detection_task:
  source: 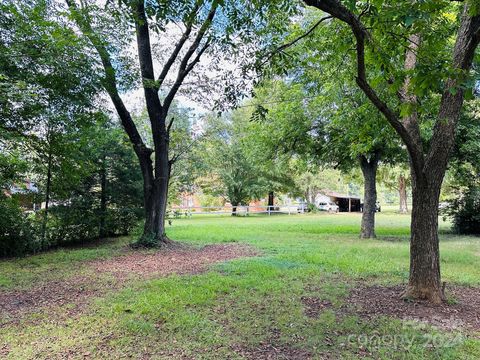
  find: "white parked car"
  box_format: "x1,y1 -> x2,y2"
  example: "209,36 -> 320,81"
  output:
317,201 -> 339,213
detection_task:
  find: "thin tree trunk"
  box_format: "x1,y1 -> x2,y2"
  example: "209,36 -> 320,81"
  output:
41,149 -> 53,244
402,173 -> 444,304
268,191 -> 274,211
398,174 -> 408,213
359,153 -> 379,239
99,157 -> 107,238
231,202 -> 238,216
308,187 -> 315,204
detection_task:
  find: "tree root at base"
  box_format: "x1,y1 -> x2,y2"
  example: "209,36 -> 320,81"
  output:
131,234 -> 183,250
400,283 -> 446,305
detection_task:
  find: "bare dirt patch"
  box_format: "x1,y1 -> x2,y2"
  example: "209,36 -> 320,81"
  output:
0,243 -> 257,327
344,284 -> 480,332
233,328 -> 312,360
92,243 -> 257,278
301,296 -> 332,318
0,276 -> 109,326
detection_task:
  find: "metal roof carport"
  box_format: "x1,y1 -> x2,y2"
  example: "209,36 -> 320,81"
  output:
323,191 -> 361,212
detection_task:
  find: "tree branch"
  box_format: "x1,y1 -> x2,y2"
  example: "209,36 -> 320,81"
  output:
156,2 -> 201,87
163,1 -> 218,111
134,0 -> 164,139
398,33 -> 424,169
65,0 -> 151,159
425,4 -> 480,179
185,40 -> 211,75
303,0 -> 425,174
167,117 -> 174,135
134,1 -> 156,87
170,134 -> 204,165
262,15 -> 333,66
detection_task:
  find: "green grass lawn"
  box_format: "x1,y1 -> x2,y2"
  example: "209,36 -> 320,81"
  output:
1,212 -> 479,359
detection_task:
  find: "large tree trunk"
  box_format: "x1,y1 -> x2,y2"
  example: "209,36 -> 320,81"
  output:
154,127 -> 170,241
134,2 -> 172,246
305,189 -> 312,205
402,172 -> 444,304
142,180 -> 167,241
398,174 -> 408,213
140,135 -> 171,245
359,153 -> 379,239
400,33 -> 444,303
307,185 -> 316,204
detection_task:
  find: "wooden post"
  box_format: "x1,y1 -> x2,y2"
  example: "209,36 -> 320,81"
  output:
349,198 -> 352,212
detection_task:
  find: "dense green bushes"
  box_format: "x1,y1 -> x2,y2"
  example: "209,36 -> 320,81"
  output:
0,185 -> 144,258
0,125 -> 144,257
444,103 -> 480,236
445,186 -> 480,235
46,205 -> 100,246
0,197 -> 38,257
45,206 -> 142,247
105,207 -> 143,236
0,195 -> 143,257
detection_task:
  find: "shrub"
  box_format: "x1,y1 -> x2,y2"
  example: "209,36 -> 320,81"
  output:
444,186 -> 480,235
45,204 -> 99,246
105,207 -> 143,236
0,197 -> 39,257
43,201 -> 143,246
